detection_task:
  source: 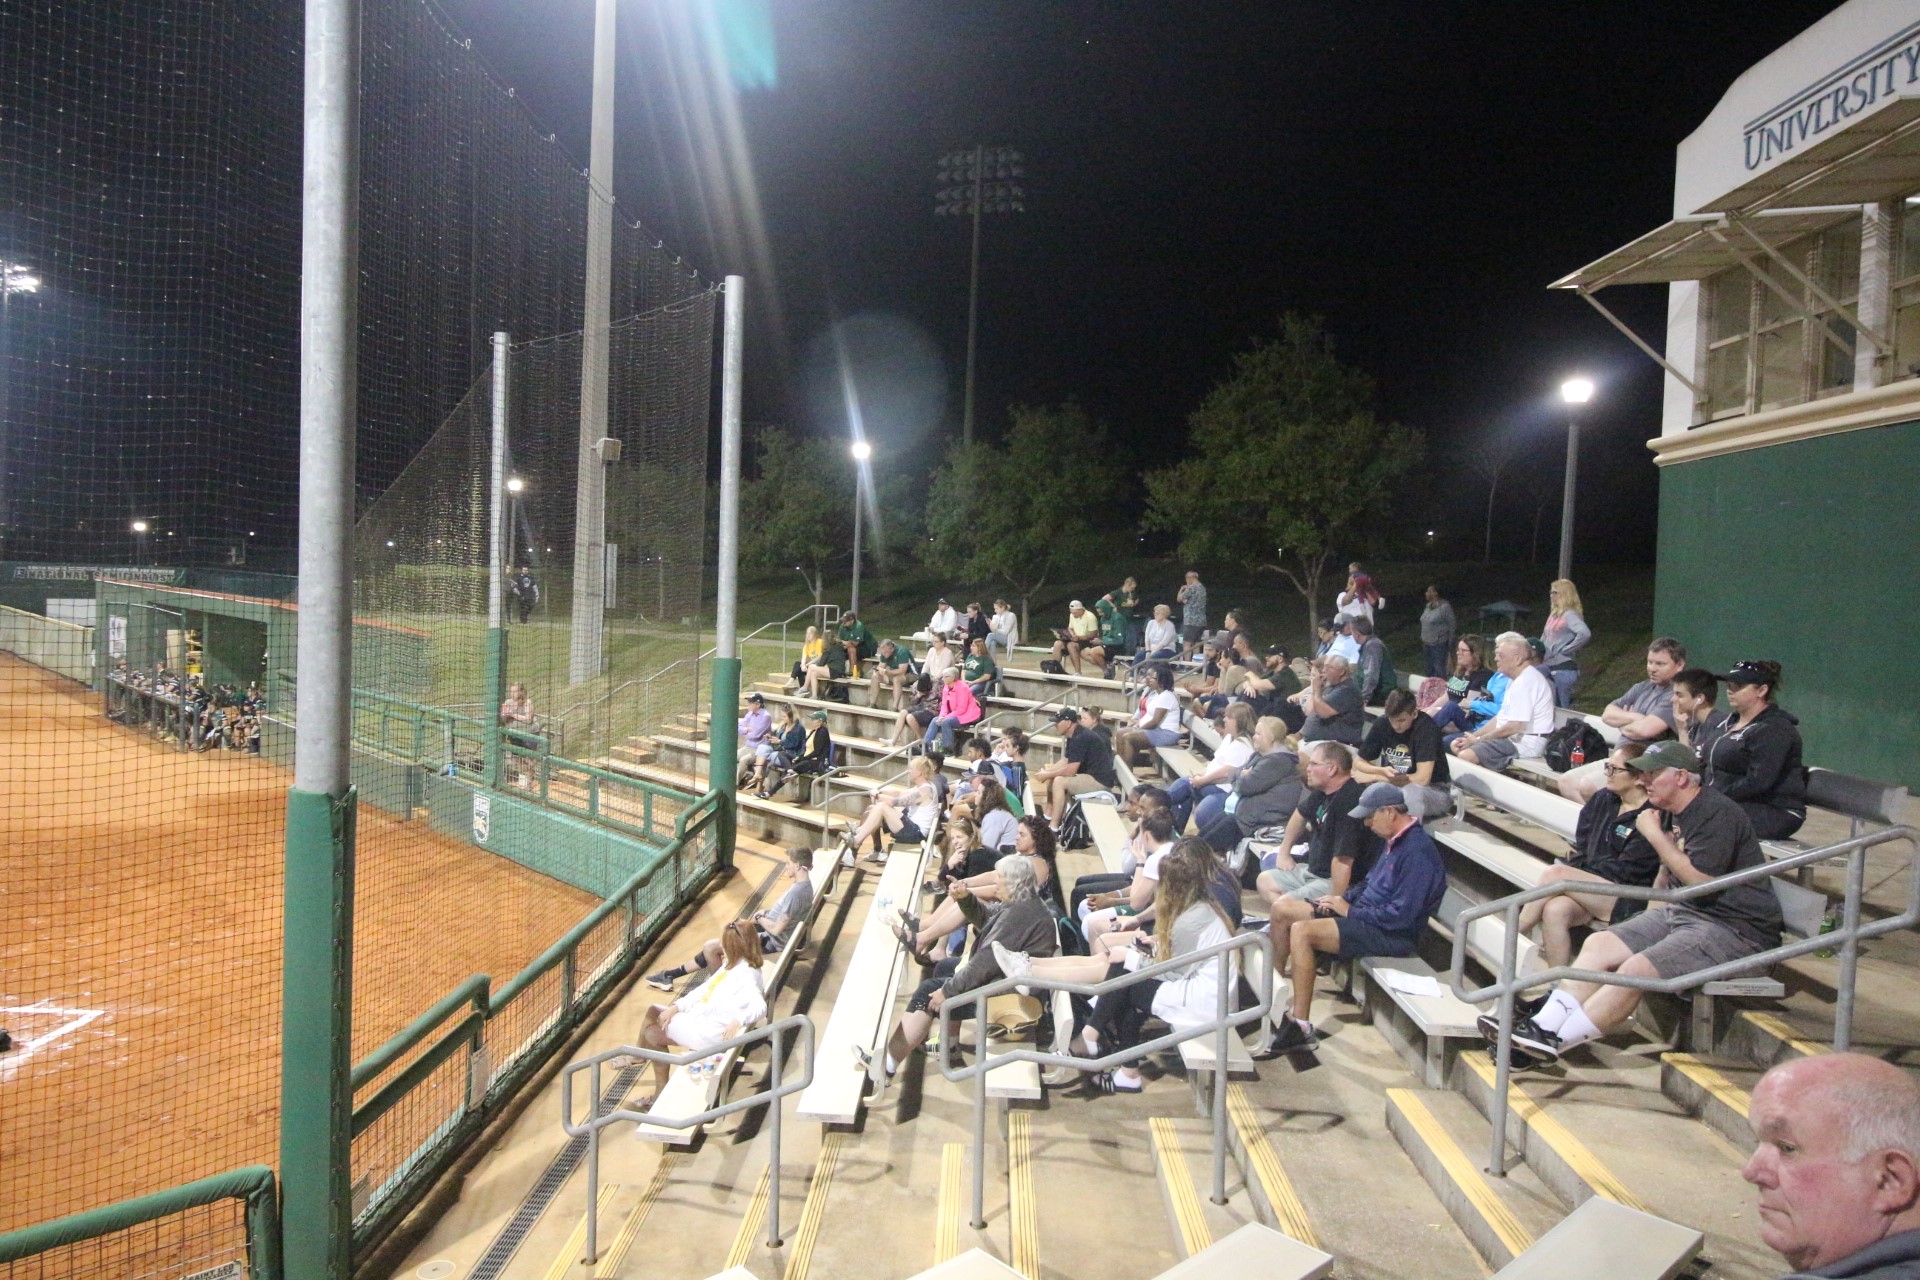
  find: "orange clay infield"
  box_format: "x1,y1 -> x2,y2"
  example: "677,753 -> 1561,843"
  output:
0,652 -> 600,1231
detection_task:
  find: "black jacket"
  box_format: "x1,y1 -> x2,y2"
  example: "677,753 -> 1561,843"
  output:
1703,703 -> 1806,819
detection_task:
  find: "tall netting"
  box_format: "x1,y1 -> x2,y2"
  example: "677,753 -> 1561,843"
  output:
1,0 -> 721,1263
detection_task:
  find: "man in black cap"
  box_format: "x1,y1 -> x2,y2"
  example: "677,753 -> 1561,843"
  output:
1031,706 -> 1118,825
1483,741 -> 1784,1067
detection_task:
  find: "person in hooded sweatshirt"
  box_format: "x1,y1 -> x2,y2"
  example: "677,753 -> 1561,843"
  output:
1702,660 -> 1807,840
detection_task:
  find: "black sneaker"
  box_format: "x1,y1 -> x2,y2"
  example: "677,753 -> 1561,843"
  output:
644,970 -> 678,992
1475,1013 -> 1551,1066
1252,1018 -> 1320,1061
1506,1015 -> 1564,1062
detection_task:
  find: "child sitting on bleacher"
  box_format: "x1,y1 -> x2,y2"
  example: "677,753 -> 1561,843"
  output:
633,920 -> 767,1107
647,847 -> 816,993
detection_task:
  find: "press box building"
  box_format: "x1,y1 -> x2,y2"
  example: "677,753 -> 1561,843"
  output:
1556,0 -> 1920,789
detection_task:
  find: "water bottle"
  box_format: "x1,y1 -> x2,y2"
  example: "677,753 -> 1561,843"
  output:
1569,740 -> 1586,767
1815,909 -> 1840,958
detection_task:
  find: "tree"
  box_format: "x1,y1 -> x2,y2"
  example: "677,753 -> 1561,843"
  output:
925,403 -> 1123,638
1143,314 -> 1422,642
1465,430 -> 1523,562
738,427 -> 852,619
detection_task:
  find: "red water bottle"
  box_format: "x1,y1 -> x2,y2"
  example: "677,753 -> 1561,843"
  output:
1570,741 -> 1585,766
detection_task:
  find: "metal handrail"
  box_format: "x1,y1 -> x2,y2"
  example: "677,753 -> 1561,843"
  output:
934,931 -> 1273,1228
1456,823 -> 1918,1176
560,1015 -> 815,1261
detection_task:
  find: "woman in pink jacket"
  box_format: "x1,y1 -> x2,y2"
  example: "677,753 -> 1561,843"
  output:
922,667 -> 984,753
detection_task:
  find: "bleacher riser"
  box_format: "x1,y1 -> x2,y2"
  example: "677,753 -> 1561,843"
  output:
749,684 -> 1079,751
995,668 -> 1135,715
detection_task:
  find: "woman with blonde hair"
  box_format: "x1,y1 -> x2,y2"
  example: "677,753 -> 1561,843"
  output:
1542,579 -> 1591,708
633,919 -> 766,1106
787,625 -> 825,690
844,754 -> 940,862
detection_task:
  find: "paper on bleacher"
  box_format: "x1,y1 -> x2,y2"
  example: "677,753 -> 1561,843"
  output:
1373,969 -> 1446,999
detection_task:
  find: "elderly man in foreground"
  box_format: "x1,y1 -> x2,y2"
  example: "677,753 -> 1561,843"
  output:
1746,1052 -> 1920,1278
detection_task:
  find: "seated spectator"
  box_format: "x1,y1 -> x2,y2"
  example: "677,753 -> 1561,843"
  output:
1311,617 -> 1342,662
1167,702 -> 1255,829
1428,634 -> 1494,734
961,635 -> 998,701
920,633 -> 958,685
895,817 -> 1062,961
500,681 -> 541,786
1196,716 -> 1303,853
1352,688 -> 1451,815
1327,617 -> 1361,664
986,599 -> 1020,662
1140,603 -> 1179,661
1049,600 -> 1106,675
961,601 -> 991,650
1293,654 -> 1366,746
1743,1053 -> 1920,1277
1672,668 -> 1731,755
923,666 -> 984,754
1094,593 -> 1129,676
1703,660 -> 1807,841
1256,782 -> 1446,1059
885,675 -> 940,748
1350,616 -> 1394,706
1079,808 -> 1177,951
859,855 -> 1057,1091
648,846 -> 815,991
928,598 -> 960,642
926,817 -> 993,896
1070,785 -> 1170,916
1176,638 -> 1224,704
1113,663 -> 1183,767
1542,578 -> 1592,709
1484,742 -> 1783,1068
759,710 -> 832,799
867,638 -> 915,711
787,625 -> 825,690
1560,637 -> 1687,802
1034,706 -> 1120,825
633,920 -> 766,1107
1196,632 -> 1262,719
747,704 -> 804,794
802,634 -> 849,700
970,775 -> 1020,853
1518,743 -> 1661,967
990,727 -> 1030,802
735,692 -> 773,783
843,754 -> 941,863
1238,645 -> 1304,731
1449,632 -> 1554,772
1420,585 -> 1456,677
835,611 -> 876,676
1255,741 -> 1377,907
1176,569 -> 1208,657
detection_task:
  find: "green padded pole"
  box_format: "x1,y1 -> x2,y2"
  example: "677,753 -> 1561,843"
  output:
483,626 -> 505,786
709,656 -> 740,870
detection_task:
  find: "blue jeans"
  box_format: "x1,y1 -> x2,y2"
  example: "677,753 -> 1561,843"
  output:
1430,700 -> 1475,733
1166,775 -> 1225,829
1195,797 -> 1239,851
985,632 -> 1013,663
1423,643 -> 1449,677
925,715 -> 967,752
1549,667 -> 1578,708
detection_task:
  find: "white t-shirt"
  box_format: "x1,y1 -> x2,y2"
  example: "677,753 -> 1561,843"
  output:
1144,617 -> 1177,652
1495,665 -> 1557,757
1212,737 -> 1255,772
929,607 -> 959,636
1140,840 -> 1176,882
989,609 -> 1019,646
1334,592 -> 1374,624
1138,688 -> 1181,729
1329,635 -> 1361,663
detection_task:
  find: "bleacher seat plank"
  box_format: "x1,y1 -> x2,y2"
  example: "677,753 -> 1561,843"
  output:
1081,799 -> 1131,876
1430,819 -> 1552,893
1450,759 -> 1578,841
905,1248 -> 1025,1280
1489,1195 -> 1700,1279
1359,955 -> 1485,1086
1155,745 -> 1206,780
1152,1222 -> 1334,1280
984,1052 -> 1043,1101
1177,1032 -> 1257,1078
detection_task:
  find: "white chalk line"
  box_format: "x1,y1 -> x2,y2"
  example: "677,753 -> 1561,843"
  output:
0,1002 -> 108,1079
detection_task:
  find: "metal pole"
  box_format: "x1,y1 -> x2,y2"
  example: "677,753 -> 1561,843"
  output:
568,0 -> 615,686
485,332 -> 509,787
1836,847 -> 1867,1051
1487,903 -> 1520,1177
767,1023 -> 785,1248
710,276 -> 744,870
1556,411 -> 1578,583
584,1072 -> 602,1264
850,476 -> 863,615
970,1011 -> 989,1229
961,143 -> 983,448
1210,955 -> 1230,1205
284,0 -> 360,1270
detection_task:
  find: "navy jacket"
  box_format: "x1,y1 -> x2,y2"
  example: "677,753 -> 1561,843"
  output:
1346,820 -> 1447,940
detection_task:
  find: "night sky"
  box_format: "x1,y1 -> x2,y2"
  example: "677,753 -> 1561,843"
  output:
435,0 -> 1844,561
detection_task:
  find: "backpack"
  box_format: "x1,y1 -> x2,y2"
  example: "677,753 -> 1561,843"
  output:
1040,659 -> 1066,675
1543,720 -> 1608,773
1056,798 -> 1094,850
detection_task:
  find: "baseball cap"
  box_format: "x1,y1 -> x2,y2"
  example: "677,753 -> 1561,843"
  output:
1069,599 -> 1084,609
745,692 -> 763,703
1718,660 -> 1771,687
1625,741 -> 1701,775
1051,708 -> 1079,724
808,710 -> 828,721
1526,637 -> 1546,659
1349,781 -> 1407,818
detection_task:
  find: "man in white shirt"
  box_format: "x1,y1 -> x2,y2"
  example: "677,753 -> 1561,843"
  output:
1450,632 -> 1555,772
927,598 -> 960,642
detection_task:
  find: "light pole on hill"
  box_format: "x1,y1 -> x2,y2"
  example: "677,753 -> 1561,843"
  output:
1557,377 -> 1593,582
850,440 -> 872,614
935,146 -> 1024,446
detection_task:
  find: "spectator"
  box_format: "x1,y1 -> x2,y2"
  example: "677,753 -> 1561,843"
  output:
1072,788 -> 1169,917
500,681 -> 537,734
1176,638 -> 1224,704
986,599 -> 1020,663
1350,616 -> 1394,705
632,920 -> 765,1107
991,728 -> 1030,804
787,625 -> 825,690
1672,668 -> 1731,755
802,632 -> 850,700
957,634 -> 997,703
1049,600 -> 1106,675
1140,603 -> 1179,661
1312,618 -> 1343,662
1559,637 -> 1687,802
1486,742 -> 1782,1068
1450,632 -> 1555,772
499,681 -> 541,786
1255,740 -> 1377,907
1294,654 -> 1366,746
1114,576 -> 1145,651
1196,716 -> 1304,852
927,817 -> 991,895
971,775 -> 1020,853
735,692 -> 772,782
895,817 -> 1064,961
867,638 -> 915,711
961,601 -> 991,650
1079,808 -> 1177,950
1237,645 -> 1304,729
509,565 -> 539,624
1431,634 -> 1499,736
1703,660 -> 1808,840
1327,617 -> 1361,664
1352,688 -> 1451,814
1542,579 -> 1592,708
844,754 -> 942,863
1256,782 -> 1446,1059
1177,569 -> 1208,656
760,710 -> 833,799
1517,743 -> 1661,968
835,611 -> 877,676
1034,706 -> 1120,825
928,598 -> 960,642
648,847 -> 815,991
924,666 -> 984,754
1113,663 -> 1182,768
1420,586 -> 1456,677
746,703 -> 803,794
858,855 -> 1057,1091
1166,702 -> 1255,829
1094,593 -> 1130,677
921,633 -> 958,685
1202,631 -> 1265,720
1743,1053 -> 1920,1277
1335,570 -> 1383,625
885,674 -> 942,748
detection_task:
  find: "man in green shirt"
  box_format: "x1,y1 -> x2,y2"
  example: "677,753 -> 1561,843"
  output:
1095,594 -> 1129,678
835,612 -> 876,675
961,636 -> 998,701
867,637 -> 916,711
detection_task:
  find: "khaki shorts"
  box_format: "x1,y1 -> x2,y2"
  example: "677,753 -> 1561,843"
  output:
1060,773 -> 1108,797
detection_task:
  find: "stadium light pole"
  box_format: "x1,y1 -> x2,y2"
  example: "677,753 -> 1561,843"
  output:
1557,377 -> 1594,582
935,146 -> 1024,446
850,440 -> 871,614
1,262 -> 40,554
569,0 -> 617,687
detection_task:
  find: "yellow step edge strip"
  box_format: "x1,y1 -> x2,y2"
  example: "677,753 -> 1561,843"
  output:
936,1142 -> 965,1265
597,1158 -> 677,1278
1150,1117 -> 1212,1260
1008,1113 -> 1040,1280
1387,1089 -> 1533,1261
1225,1085 -> 1319,1249
781,1131 -> 845,1280
725,1165 -> 774,1270
1458,1053 -> 1648,1214
1663,1053 -> 1752,1120
542,1183 -> 620,1280
1740,1010 -> 1829,1059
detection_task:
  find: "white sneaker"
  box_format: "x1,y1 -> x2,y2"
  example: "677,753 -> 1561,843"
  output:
990,941 -> 1033,994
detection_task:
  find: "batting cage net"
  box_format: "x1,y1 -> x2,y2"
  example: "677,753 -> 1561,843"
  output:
1,0 -> 721,1266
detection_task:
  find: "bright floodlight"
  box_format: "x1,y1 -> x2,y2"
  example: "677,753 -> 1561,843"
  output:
506,476 -> 525,494
130,520 -> 149,533
850,441 -> 873,461
1560,377 -> 1594,405
2,263 -> 40,295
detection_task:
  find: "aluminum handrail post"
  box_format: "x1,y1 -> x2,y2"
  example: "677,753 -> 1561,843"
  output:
768,1020 -> 786,1248
1210,947 -> 1231,1205
1488,899 -> 1521,1178
583,1057 -> 603,1264
1837,843 -> 1867,1051
972,1003 -> 989,1230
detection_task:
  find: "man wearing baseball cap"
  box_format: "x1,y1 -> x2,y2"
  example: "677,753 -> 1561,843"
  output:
1256,781 -> 1446,1061
1031,705 -> 1118,825
1482,740 -> 1784,1067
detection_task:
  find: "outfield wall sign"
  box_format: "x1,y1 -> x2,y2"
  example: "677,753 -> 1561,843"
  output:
9,564 -> 185,584
472,793 -> 492,845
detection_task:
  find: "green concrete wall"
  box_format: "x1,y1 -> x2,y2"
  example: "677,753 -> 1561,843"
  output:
1654,421 -> 1920,790
420,771 -> 665,900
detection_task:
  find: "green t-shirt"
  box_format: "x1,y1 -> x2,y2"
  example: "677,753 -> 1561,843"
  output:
875,647 -> 912,670
1095,598 -> 1128,647
822,644 -> 849,677
963,653 -> 996,682
836,620 -> 875,657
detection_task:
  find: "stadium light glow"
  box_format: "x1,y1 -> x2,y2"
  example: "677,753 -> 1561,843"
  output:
1556,376 -> 1594,579
506,476 -> 525,493
130,520 -> 148,533
850,441 -> 872,461
1,262 -> 40,296
1560,377 -> 1594,405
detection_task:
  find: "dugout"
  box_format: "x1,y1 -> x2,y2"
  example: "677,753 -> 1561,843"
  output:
1553,0 -> 1920,789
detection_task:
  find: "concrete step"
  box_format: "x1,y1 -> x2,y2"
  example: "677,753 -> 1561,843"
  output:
594,756 -> 850,847
1385,1085 -> 1565,1270
1660,1051 -> 1763,1149
1149,1113 -> 1333,1277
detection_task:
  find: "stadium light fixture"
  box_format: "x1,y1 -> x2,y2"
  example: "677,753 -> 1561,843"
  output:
506,476 -> 525,494
850,441 -> 872,462
130,519 -> 150,565
130,520 -> 149,533
1,262 -> 39,296
1556,376 -> 1594,580
936,145 -> 1025,446
850,441 -> 873,613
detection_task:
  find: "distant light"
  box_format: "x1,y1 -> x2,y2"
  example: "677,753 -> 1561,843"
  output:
2,263 -> 40,295
850,441 -> 872,461
1560,377 -> 1594,405
247,531 -> 255,537
1426,530 -> 1436,538
166,531 -> 174,537
385,540 -> 395,548
506,476 -> 525,494
131,520 -> 149,533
